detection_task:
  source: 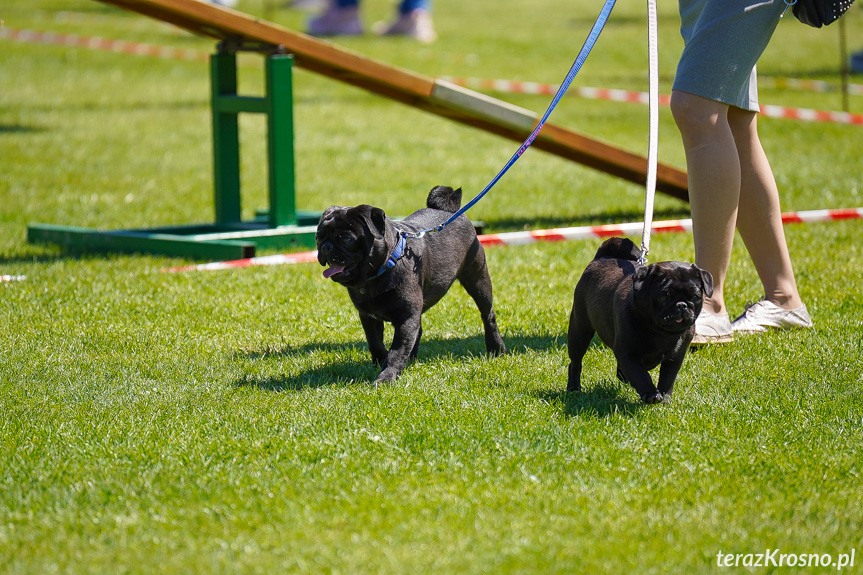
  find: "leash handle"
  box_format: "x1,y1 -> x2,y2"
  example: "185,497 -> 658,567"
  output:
403,0 -> 618,239
639,0 -> 659,266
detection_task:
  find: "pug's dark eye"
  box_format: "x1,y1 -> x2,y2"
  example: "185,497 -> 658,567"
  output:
658,292 -> 670,303
339,235 -> 356,248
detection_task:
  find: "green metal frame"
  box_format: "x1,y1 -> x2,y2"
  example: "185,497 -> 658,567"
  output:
28,47 -> 320,261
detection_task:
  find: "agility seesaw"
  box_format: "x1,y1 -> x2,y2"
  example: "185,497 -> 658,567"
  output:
29,0 -> 688,260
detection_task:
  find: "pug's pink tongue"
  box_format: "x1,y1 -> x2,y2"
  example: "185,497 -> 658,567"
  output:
323,264 -> 344,278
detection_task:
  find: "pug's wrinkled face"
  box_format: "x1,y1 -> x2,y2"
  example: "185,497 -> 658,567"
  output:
316,204 -> 388,286
632,262 -> 714,334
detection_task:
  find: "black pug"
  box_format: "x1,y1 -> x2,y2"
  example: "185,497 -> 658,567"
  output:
567,237 -> 713,404
316,185 -> 506,382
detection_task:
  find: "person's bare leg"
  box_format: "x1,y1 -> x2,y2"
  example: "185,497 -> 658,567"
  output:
727,108 -> 803,310
670,90 -> 740,316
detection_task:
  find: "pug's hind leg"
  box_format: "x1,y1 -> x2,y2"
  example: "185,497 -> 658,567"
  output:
566,308 -> 593,393
458,248 -> 506,356
409,326 -> 422,361
615,366 -> 629,384
359,314 -> 387,367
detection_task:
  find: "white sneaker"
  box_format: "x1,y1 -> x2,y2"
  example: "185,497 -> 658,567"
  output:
372,9 -> 437,43
307,5 -> 363,36
731,299 -> 813,334
690,311 -> 734,346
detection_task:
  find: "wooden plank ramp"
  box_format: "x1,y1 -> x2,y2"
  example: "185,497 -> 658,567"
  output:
96,0 -> 689,200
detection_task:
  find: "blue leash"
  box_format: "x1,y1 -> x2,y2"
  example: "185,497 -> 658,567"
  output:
401,0 -> 618,239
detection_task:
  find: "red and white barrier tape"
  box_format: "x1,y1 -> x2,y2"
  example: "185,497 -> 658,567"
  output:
440,76 -> 863,98
0,27 -> 208,62
11,11 -> 863,99
759,104 -> 863,124
166,251 -> 319,273
760,76 -> 863,96
53,11 -> 191,35
2,27 -> 861,125
163,207 -> 863,273
441,76 -> 863,126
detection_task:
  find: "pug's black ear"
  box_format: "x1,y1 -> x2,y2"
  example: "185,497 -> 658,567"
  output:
356,205 -> 388,235
633,265 -> 649,290
320,205 -> 342,224
696,265 -> 714,298
369,207 -> 387,234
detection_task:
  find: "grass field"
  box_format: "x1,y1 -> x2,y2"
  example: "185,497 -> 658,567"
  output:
2,0 -> 862,573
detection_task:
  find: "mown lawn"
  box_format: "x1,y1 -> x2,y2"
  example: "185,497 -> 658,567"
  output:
1,0 -> 861,573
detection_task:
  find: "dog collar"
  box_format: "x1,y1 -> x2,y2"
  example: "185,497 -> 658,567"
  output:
371,234 -> 406,279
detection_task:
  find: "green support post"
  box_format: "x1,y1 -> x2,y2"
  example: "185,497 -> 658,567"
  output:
28,46 -> 320,260
211,50 -> 300,228
211,51 -> 243,225
266,54 -> 297,227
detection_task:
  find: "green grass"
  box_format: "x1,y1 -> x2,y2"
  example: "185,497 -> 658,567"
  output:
2,0 -> 863,573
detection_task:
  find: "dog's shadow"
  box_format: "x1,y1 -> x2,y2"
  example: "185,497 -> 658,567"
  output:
232,333 -> 561,392
233,335 -> 649,418
535,382 -> 648,419
234,357 -> 377,392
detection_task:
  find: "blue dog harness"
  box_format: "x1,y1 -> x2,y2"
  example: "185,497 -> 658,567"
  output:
371,233 -> 406,278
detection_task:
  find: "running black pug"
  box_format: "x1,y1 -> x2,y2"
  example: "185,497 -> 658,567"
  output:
316,185 -> 506,382
567,237 -> 713,403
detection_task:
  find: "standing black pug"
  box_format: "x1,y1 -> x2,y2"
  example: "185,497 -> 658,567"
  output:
316,185 -> 506,382
567,237 -> 713,404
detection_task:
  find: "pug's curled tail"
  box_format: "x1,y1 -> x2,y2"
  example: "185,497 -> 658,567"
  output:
594,237 -> 640,261
426,185 -> 463,213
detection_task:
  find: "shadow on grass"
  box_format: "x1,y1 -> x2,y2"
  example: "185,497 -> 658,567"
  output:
235,332 -> 562,361
0,252 -> 91,265
0,124 -> 46,134
234,332 -> 561,392
535,381 -> 647,419
235,361 -> 379,392
23,100 -> 207,114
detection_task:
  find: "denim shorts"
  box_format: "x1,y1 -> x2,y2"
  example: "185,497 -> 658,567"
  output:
673,0 -> 785,112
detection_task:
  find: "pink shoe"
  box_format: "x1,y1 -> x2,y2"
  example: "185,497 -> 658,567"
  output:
307,5 -> 363,36
372,9 -> 437,43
